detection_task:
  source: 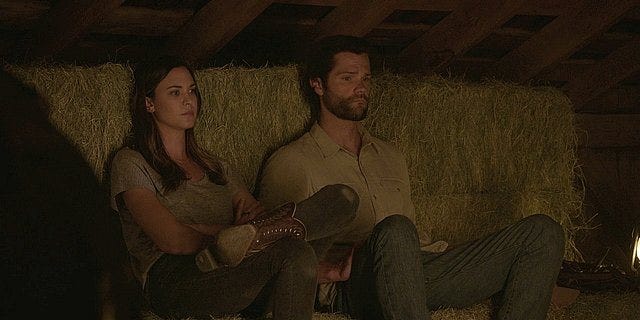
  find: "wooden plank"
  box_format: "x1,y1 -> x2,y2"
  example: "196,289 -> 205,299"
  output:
54,36 -> 152,65
163,0 -> 273,65
444,57 -> 495,80
275,0 -> 584,15
314,0 -> 399,38
623,5 -> 640,19
0,0 -> 48,29
92,6 -> 192,36
489,0 -> 636,83
564,38 -> 640,109
23,0 -> 124,58
536,60 -> 597,82
397,0 -> 527,73
0,0 -> 622,32
578,147 -> 640,263
580,85 -> 640,113
578,148 -> 640,224
575,114 -> 640,148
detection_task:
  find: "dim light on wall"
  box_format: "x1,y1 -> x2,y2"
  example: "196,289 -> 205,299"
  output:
632,225 -> 640,273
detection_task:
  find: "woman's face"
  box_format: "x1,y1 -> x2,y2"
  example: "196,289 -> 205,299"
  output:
145,66 -> 199,135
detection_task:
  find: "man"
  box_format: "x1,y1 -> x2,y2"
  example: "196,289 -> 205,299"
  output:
258,35 -> 565,320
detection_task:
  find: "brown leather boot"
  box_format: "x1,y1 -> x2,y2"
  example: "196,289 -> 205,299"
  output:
247,202 -> 306,254
209,202 -> 306,268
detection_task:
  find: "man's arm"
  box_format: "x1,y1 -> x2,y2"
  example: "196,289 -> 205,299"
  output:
258,150 -> 314,209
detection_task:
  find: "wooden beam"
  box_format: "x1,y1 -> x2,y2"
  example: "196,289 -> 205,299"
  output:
488,0 -> 636,83
564,38 -> 640,109
623,5 -> 640,20
397,0 -> 527,73
92,6 -> 192,37
23,0 -> 124,58
0,0 -> 48,29
163,0 -> 273,65
536,60 -> 597,82
578,147 -> 640,256
275,0 -> 585,15
0,0 -> 608,32
575,114 -> 640,148
580,85 -> 640,113
314,0 -> 399,38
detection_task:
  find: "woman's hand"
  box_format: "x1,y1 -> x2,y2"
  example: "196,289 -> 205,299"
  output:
121,187 -> 211,255
232,189 -> 265,225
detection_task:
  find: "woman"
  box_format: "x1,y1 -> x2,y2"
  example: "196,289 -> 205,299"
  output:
110,55 -> 358,319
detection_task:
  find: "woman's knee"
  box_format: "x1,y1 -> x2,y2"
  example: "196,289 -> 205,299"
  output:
276,238 -> 317,279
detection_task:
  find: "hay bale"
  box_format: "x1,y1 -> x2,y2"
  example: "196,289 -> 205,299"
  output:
6,64 -> 583,260
6,63 -> 132,184
194,66 -> 309,188
367,75 -> 583,258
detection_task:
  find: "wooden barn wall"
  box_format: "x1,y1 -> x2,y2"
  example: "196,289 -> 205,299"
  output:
574,109 -> 640,271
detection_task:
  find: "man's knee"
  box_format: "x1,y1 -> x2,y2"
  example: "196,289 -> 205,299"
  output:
321,184 -> 359,220
522,214 -> 565,254
370,214 -> 418,249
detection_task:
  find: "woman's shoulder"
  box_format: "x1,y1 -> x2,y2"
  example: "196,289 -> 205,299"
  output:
112,147 -> 149,168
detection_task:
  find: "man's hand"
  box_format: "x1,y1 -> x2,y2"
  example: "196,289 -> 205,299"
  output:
317,246 -> 355,283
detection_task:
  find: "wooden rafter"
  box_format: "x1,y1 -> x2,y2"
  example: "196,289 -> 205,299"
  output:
163,0 -> 273,65
22,0 -> 123,58
0,0 -> 49,29
397,0 -> 527,73
580,85 -> 640,113
575,114 -> 640,147
564,38 -> 640,109
92,6 -> 192,37
314,0 -> 399,39
275,0 -> 585,15
488,0 -> 636,83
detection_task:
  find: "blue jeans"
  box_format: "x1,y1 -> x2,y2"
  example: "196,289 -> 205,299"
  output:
145,184 -> 358,319
342,214 -> 565,320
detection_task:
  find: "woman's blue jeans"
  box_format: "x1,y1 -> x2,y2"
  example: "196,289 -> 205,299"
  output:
145,184 -> 358,319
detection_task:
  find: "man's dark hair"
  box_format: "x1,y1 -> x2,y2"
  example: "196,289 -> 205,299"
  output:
299,35 -> 371,120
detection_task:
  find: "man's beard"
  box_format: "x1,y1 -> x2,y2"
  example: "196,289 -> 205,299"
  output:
323,93 -> 369,121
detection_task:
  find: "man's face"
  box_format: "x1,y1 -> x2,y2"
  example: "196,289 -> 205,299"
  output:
315,52 -> 371,121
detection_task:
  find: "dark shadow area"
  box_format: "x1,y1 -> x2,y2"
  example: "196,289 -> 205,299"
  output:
0,67 -> 141,319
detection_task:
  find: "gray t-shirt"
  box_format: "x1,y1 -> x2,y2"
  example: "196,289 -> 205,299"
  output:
110,147 -> 243,286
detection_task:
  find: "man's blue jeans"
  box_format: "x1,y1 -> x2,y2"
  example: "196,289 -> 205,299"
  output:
341,214 -> 565,320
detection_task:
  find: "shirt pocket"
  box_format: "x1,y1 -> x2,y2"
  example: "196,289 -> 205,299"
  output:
378,177 -> 410,215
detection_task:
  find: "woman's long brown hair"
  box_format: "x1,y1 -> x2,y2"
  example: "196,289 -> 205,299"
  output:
130,55 -> 227,191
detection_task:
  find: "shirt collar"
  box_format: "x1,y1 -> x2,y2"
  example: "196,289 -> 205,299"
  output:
310,122 -> 379,158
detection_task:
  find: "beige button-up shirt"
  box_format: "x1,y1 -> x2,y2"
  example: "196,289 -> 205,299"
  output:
259,123 -> 447,307
260,123 -> 444,248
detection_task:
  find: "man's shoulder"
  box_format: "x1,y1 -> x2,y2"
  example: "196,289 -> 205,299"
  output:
367,134 -> 405,157
269,132 -> 320,162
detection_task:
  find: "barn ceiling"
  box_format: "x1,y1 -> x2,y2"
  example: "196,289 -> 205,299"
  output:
1,0 -> 639,113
